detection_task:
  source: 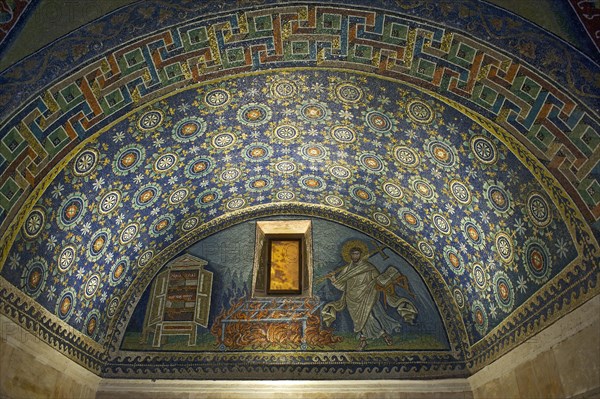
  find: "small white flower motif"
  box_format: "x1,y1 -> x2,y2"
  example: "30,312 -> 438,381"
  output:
153,137 -> 165,148
516,275 -> 528,294
223,154 -> 232,163
339,109 -> 353,120
441,267 -> 449,277
445,203 -> 455,215
465,166 -> 478,178
105,252 -> 114,262
480,211 -> 490,225
133,173 -> 145,184
215,115 -> 226,125
446,123 -> 458,134
100,292 -> 107,303
372,140 -> 383,149
247,87 -> 260,97
256,195 -> 265,202
92,177 -> 105,191
489,304 -> 498,319
8,253 -> 20,270
229,186 -> 238,194
280,147 -> 291,155
168,176 -> 178,185
283,108 -> 295,116
113,131 -> 125,143
514,218 -> 526,235
466,284 -> 474,295
310,82 -> 324,93
47,286 -> 57,301
555,238 -> 569,258
253,165 -> 263,173
308,128 -> 319,136
431,169 -> 442,179
81,222 -> 92,235
125,276 -> 133,286
150,207 -> 160,216
51,183 -> 65,199
208,209 -> 217,216
46,235 -> 58,250
407,129 -> 418,140
76,269 -> 85,280
189,145 -> 200,154
177,103 -> 190,113
336,150 -> 348,159
377,95 -> 390,105
115,213 -> 125,225
251,131 -> 261,139
354,205 -> 364,213
75,310 -> 83,324
459,242 -> 468,253
200,180 -> 209,188
180,206 -> 189,214
165,233 -> 173,241
134,242 -> 143,252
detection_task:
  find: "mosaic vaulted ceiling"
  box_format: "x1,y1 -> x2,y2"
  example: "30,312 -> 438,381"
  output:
0,0 -> 598,379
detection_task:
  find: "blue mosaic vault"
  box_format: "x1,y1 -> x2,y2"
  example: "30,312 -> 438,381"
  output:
0,0 -> 598,380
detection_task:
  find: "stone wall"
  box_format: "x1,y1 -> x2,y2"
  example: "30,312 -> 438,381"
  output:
0,315 -> 101,399
469,295 -> 600,399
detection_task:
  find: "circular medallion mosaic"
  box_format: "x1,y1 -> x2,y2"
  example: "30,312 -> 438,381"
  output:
472,263 -> 488,291
270,79 -> 298,99
335,82 -> 363,103
119,222 -> 139,245
299,102 -> 328,123
226,197 -> 246,210
382,181 -> 404,199
181,216 -> 199,232
153,152 -> 178,173
276,191 -> 295,201
524,238 -> 552,284
300,143 -> 328,161
88,228 -> 110,261
449,180 -> 472,205
443,246 -> 465,275
57,193 -> 88,230
107,297 -> 120,318
85,311 -> 100,337
173,117 -> 206,142
432,213 -> 451,235
138,250 -> 154,267
494,232 -> 514,264
418,241 -> 434,259
472,300 -> 488,335
57,244 -> 78,273
325,195 -> 344,207
133,183 -> 161,209
21,257 -> 48,299
113,144 -> 145,175
330,125 -> 356,144
137,110 -> 164,131
527,192 -> 551,228
72,148 -> 99,177
244,143 -> 272,162
406,99 -> 434,124
211,132 -> 237,150
110,257 -> 129,286
246,176 -> 273,192
168,188 -> 189,205
372,212 -> 391,226
470,135 -> 498,165
398,207 -> 423,232
461,218 -> 486,250
394,146 -> 420,168
350,184 -> 376,204
56,288 -> 76,321
98,190 -> 121,214
84,273 -> 101,299
186,156 -> 214,178
300,175 -> 326,191
411,178 -> 437,202
274,124 -> 299,140
219,168 -> 241,183
329,165 -> 352,180
150,215 -> 170,237
237,103 -> 272,126
493,271 -> 514,313
365,110 -> 393,134
426,138 -> 458,170
196,190 -> 222,208
358,152 -> 386,174
453,287 -> 465,309
204,88 -> 231,107
484,182 -> 512,214
23,207 -> 46,239
275,160 -> 297,174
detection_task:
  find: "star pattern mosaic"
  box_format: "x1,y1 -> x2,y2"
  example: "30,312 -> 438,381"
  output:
4,70 -> 579,346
